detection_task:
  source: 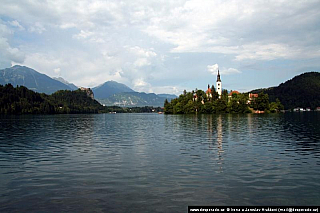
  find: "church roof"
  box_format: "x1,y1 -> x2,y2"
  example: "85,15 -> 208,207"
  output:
217,69 -> 221,82
229,91 -> 240,96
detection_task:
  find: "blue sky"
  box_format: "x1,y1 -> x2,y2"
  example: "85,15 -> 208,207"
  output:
0,0 -> 319,95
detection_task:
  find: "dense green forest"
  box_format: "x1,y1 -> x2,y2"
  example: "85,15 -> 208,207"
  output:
0,84 -> 104,114
0,84 -> 164,114
250,72 -> 320,109
164,86 -> 283,114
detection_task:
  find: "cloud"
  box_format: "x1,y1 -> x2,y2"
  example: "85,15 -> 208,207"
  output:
0,22 -> 25,67
128,46 -> 157,67
152,85 -> 182,95
9,20 -> 25,30
207,64 -> 241,75
134,58 -> 150,67
28,22 -> 46,34
133,78 -> 153,93
1,0 -> 320,94
207,64 -> 219,75
73,30 -> 94,39
223,68 -> 241,75
54,68 -> 61,76
129,46 -> 157,58
144,0 -> 320,61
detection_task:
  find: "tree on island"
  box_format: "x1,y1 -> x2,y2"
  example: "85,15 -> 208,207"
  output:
164,89 -> 282,114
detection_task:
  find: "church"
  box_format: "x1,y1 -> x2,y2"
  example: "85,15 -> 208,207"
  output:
206,69 -> 222,99
205,70 -> 258,102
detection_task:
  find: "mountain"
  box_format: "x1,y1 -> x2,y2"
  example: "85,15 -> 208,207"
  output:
53,77 -> 78,90
0,65 -> 73,94
97,92 -> 170,107
92,80 -> 134,99
250,72 -> 320,109
157,94 -> 178,99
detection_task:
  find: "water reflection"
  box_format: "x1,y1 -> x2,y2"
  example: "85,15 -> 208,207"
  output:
0,113 -> 319,212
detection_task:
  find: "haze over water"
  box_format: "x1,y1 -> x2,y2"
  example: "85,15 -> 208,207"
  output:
0,113 -> 319,212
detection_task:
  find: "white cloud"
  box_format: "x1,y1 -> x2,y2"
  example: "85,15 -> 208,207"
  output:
152,85 -> 183,95
207,64 -> 219,75
28,22 -> 46,34
73,30 -> 94,39
134,58 -> 150,67
129,46 -> 157,58
222,68 -> 241,75
0,22 -> 25,67
207,64 -> 241,75
144,0 -> 320,61
54,67 -> 61,75
1,0 -> 320,93
133,78 -> 153,93
9,20 -> 25,30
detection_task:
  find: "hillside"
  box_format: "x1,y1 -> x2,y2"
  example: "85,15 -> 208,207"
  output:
97,92 -> 170,107
0,84 -> 104,114
250,72 -> 320,109
157,94 -> 177,99
93,81 -> 134,99
0,65 -> 74,94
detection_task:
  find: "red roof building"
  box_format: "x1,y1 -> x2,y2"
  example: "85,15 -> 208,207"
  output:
249,93 -> 258,99
229,91 -> 240,97
206,84 -> 212,98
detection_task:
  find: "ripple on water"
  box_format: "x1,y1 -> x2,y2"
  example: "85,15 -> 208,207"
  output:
0,113 -> 320,211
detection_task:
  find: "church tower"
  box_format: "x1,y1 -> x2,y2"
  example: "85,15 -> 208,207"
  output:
216,69 -> 222,98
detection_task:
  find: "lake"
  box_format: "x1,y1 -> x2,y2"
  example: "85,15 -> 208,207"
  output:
0,113 -> 319,212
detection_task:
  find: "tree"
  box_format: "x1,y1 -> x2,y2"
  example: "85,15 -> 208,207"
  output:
253,93 -> 270,111
270,98 -> 284,113
210,84 -> 219,100
164,98 -> 173,114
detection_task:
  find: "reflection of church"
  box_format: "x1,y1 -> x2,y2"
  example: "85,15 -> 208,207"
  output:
206,69 -> 222,99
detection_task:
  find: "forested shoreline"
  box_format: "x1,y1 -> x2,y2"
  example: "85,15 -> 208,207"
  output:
164,88 -> 283,114
0,84 -> 163,114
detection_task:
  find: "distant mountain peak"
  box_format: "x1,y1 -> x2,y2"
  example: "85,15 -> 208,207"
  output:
0,66 -> 74,94
93,80 -> 134,99
53,77 -> 78,90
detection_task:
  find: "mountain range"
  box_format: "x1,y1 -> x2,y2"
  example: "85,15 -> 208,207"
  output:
0,65 -> 177,107
1,65 -> 319,109
0,65 -> 73,94
97,92 -> 172,107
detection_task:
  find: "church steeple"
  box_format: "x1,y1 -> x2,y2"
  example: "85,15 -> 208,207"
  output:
217,69 -> 221,82
216,69 -> 222,98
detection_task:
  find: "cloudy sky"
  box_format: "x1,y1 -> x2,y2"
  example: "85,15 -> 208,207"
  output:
0,0 -> 319,94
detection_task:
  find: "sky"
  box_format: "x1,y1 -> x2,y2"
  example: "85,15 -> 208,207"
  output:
0,0 -> 320,95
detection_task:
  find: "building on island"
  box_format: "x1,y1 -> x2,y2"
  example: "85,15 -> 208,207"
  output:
80,87 -> 94,99
206,84 -> 212,98
228,90 -> 240,101
247,93 -> 258,104
229,90 -> 240,97
206,69 -> 222,99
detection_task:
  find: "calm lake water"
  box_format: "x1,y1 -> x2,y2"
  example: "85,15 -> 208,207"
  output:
0,113 -> 320,212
